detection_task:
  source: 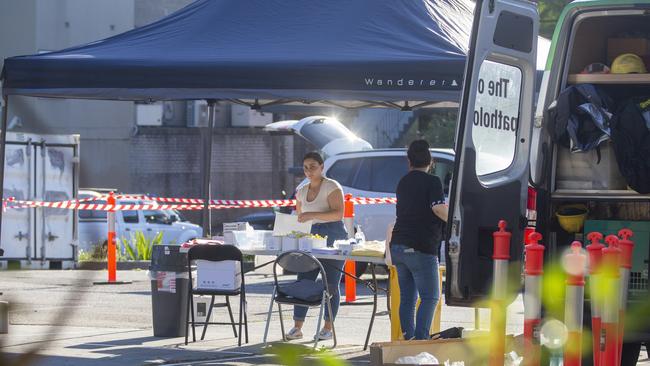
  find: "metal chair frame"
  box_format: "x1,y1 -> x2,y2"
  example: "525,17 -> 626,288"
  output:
262,250 -> 337,349
184,244 -> 248,346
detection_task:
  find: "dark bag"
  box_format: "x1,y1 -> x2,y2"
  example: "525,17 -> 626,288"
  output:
548,84 -> 614,152
610,97 -> 650,194
431,326 -> 463,340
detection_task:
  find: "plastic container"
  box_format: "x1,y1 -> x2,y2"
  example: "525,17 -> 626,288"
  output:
282,236 -> 299,252
149,245 -> 189,337
312,237 -> 327,249
268,236 -> 282,251
299,237 -> 313,252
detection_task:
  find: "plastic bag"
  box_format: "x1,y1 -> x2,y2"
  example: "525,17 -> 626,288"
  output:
395,352 -> 439,365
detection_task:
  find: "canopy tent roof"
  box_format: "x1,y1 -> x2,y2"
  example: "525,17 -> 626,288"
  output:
1,0 -> 474,109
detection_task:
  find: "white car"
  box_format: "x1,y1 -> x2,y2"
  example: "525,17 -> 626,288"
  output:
266,116 -> 454,241
77,189 -> 202,251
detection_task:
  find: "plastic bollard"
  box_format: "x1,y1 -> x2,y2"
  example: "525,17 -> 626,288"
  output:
107,191 -> 117,283
343,194 -> 356,303
490,220 -> 511,366
600,235 -> 621,366
586,231 -> 605,366
564,242 -> 586,366
617,228 -> 634,366
523,231 -> 544,366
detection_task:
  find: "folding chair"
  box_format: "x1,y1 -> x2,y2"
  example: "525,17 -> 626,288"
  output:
185,244 -> 248,346
262,250 -> 337,349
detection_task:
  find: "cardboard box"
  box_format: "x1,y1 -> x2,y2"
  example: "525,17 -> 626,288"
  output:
196,260 -> 241,290
369,337 -> 518,366
607,38 -> 650,64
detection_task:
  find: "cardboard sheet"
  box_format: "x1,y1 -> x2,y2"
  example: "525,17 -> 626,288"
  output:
272,212 -> 312,236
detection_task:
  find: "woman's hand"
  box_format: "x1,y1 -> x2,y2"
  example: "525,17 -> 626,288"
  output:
297,212 -> 314,223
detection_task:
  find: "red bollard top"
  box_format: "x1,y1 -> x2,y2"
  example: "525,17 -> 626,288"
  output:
344,194 -> 354,218
493,220 -> 511,260
524,227 -> 536,245
602,235 -> 621,278
586,232 -> 605,275
107,191 -> 116,208
618,228 -> 635,270
524,231 -> 544,275
565,241 -> 586,286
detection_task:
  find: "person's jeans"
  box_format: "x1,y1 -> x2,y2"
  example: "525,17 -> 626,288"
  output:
293,221 -> 348,322
390,244 -> 440,340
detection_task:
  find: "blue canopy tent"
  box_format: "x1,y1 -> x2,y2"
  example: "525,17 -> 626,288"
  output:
1,0 -> 474,235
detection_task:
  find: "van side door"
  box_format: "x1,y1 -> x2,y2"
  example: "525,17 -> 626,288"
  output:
446,0 -> 539,306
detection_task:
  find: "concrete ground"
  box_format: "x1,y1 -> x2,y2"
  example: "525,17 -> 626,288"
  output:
0,268 -> 648,365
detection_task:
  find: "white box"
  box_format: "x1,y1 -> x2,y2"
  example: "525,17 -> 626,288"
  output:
135,103 -> 163,126
312,237 -> 327,249
268,236 -> 282,251
298,237 -> 313,252
223,222 -> 250,233
281,236 -> 299,252
196,260 -> 241,291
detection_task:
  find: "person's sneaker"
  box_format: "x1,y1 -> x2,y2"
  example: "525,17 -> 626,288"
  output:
315,328 -> 333,340
285,327 -> 303,340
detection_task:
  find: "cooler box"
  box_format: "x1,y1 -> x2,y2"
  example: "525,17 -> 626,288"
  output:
196,260 -> 241,291
584,220 -> 650,298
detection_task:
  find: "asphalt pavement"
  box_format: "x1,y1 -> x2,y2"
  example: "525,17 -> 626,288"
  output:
0,268 -> 647,365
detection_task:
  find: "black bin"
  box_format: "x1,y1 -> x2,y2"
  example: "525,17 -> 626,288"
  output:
150,245 -> 189,337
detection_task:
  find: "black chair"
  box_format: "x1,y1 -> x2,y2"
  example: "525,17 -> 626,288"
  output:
262,250 -> 337,349
185,244 -> 248,346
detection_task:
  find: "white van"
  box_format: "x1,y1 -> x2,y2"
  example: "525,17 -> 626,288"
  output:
77,189 -> 202,251
448,0 -> 650,362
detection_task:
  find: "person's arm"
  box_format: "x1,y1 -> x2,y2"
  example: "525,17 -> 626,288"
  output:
297,189 -> 344,223
432,203 -> 448,223
429,176 -> 448,222
296,200 -> 302,215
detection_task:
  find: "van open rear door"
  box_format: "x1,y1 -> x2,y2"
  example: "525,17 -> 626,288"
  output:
446,0 -> 538,306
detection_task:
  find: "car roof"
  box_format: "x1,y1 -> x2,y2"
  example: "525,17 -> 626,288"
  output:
333,148 -> 454,157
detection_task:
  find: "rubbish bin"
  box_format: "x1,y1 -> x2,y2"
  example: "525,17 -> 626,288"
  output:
150,245 -> 189,337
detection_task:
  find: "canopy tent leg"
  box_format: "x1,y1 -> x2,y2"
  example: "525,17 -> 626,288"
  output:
0,96 -> 8,240
201,99 -> 217,237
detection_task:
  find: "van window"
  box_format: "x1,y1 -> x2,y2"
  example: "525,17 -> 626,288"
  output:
471,60 -> 522,176
78,200 -> 107,220
431,159 -> 453,195
143,210 -> 171,224
371,156 -> 408,193
327,158 -> 361,187
123,210 -> 139,224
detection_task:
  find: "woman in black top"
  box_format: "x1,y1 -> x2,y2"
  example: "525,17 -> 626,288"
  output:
390,139 -> 448,340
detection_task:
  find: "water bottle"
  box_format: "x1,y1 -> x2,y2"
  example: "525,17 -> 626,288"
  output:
354,225 -> 365,244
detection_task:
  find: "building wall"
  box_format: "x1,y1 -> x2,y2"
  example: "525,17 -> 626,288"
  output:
131,127 -> 296,228
134,0 -> 194,28
1,0 -> 136,191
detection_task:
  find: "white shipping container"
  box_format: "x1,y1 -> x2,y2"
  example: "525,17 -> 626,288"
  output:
195,259 -> 241,291
1,132 -> 79,268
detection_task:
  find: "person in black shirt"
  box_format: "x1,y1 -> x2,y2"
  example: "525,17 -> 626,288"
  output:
389,139 -> 448,340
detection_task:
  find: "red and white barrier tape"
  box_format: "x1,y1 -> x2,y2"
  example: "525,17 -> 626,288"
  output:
2,196 -> 397,211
